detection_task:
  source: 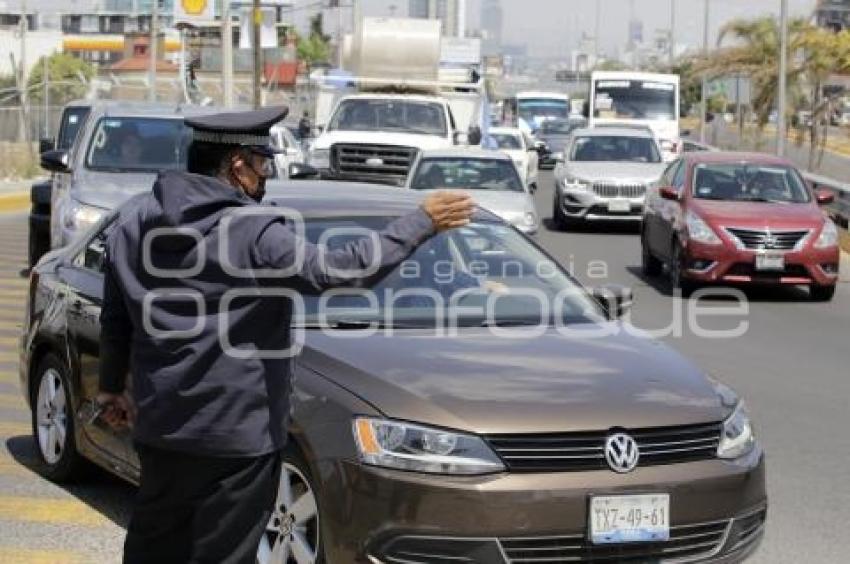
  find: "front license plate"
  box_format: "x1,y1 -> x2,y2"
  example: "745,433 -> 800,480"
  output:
607,199 -> 631,213
590,494 -> 670,544
755,252 -> 785,271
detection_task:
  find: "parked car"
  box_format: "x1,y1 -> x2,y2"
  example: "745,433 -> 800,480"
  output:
405,147 -> 539,234
270,123 -> 305,177
22,182 -> 765,564
536,116 -> 586,168
641,152 -> 840,300
39,101 -> 224,250
29,100 -> 92,267
487,126 -> 540,191
552,127 -> 666,229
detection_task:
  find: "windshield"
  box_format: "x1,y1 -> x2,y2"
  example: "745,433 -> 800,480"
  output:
87,117 -> 190,172
541,119 -> 581,135
490,133 -> 522,150
518,98 -> 569,121
594,79 -> 676,121
570,135 -> 661,163
328,99 -> 447,136
298,217 -> 602,327
410,158 -> 524,192
692,163 -> 811,203
57,107 -> 90,151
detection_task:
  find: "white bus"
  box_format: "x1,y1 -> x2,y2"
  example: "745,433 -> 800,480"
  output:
503,91 -> 571,134
589,71 -> 680,161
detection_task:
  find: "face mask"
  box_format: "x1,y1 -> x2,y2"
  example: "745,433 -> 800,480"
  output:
230,156 -> 270,203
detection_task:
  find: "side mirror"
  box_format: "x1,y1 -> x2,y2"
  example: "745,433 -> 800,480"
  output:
39,137 -> 55,154
681,129 -> 692,137
40,149 -> 70,173
815,188 -> 835,205
288,162 -> 320,180
467,125 -> 482,146
592,284 -> 634,320
659,186 -> 680,201
529,183 -> 537,194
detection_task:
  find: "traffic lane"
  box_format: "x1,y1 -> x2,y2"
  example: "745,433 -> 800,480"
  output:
533,170 -> 849,563
0,213 -> 131,563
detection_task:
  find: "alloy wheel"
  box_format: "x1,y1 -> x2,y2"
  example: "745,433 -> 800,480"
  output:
257,461 -> 320,564
35,368 -> 68,465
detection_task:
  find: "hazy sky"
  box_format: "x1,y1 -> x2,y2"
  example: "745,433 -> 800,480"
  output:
296,0 -> 819,57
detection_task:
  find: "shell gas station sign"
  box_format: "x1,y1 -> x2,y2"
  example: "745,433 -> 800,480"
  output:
174,0 -> 215,23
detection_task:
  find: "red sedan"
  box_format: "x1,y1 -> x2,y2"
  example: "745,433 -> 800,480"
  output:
641,152 -> 840,301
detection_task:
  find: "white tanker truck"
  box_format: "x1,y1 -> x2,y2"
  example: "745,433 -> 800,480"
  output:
306,17 -> 485,185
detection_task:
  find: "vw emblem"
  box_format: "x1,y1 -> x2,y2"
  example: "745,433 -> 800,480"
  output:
365,157 -> 384,166
604,433 -> 640,473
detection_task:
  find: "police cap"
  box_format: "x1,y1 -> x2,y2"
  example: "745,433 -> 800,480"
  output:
185,105 -> 289,157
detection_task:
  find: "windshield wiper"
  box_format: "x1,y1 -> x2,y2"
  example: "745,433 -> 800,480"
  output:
477,318 -> 545,328
295,319 -> 429,329
739,197 -> 790,204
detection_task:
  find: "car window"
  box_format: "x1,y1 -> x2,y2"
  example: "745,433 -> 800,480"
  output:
87,117 -> 191,172
57,107 -> 90,151
490,133 -> 522,150
410,158 -> 525,192
297,217 -> 604,326
660,160 -> 679,186
328,99 -> 447,136
570,135 -> 661,163
672,160 -> 686,188
692,163 -> 811,203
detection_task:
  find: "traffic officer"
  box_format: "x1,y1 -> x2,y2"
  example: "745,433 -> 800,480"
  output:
95,105 -> 474,563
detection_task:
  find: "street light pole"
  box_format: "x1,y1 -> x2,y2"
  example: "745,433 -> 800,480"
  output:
700,0 -> 709,144
777,0 -> 788,157
252,0 -> 262,109
669,0 -> 676,65
222,0 -> 234,107
594,0 -> 601,65
149,0 -> 158,102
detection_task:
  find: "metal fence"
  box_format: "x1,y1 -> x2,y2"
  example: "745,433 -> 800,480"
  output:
0,106 -> 65,143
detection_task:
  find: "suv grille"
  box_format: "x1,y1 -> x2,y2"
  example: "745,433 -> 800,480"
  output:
725,227 -> 810,250
592,183 -> 647,198
500,519 -> 730,563
486,422 -> 722,472
331,143 -> 417,183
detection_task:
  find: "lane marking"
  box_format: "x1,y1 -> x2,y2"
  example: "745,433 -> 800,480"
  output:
0,421 -> 30,437
0,496 -> 110,527
0,547 -> 85,564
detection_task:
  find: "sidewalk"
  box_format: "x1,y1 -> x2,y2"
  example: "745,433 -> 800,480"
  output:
0,179 -> 37,213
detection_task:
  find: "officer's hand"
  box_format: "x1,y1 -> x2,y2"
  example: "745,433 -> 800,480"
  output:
96,391 -> 137,431
421,191 -> 475,232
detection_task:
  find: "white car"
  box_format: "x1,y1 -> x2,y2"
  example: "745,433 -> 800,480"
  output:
487,127 -> 540,191
270,124 -> 305,177
405,147 -> 539,235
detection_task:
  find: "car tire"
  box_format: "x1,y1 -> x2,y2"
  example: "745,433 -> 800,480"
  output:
552,195 -> 578,231
257,442 -> 326,564
28,222 -> 50,268
30,353 -> 87,482
810,284 -> 836,302
669,243 -> 695,297
641,234 -> 663,277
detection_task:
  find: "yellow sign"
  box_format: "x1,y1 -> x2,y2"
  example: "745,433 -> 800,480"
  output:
181,0 -> 207,16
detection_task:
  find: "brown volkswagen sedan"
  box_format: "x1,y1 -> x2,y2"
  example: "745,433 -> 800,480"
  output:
20,182 -> 765,563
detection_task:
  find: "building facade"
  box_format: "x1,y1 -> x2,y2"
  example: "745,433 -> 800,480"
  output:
480,0 -> 502,55
816,0 -> 850,31
408,0 -> 459,37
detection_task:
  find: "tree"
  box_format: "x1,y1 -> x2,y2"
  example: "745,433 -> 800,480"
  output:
297,14 -> 331,72
26,53 -> 93,105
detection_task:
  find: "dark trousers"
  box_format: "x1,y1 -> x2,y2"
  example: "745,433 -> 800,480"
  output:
123,443 -> 282,564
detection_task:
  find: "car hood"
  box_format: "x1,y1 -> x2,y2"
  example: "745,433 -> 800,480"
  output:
565,162 -> 665,184
691,199 -> 825,229
300,325 -> 725,434
312,130 -> 451,151
73,170 -> 158,210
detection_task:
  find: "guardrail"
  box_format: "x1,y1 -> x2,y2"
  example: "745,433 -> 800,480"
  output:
802,171 -> 850,230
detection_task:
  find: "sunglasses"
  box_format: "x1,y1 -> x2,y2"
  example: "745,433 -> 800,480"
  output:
247,150 -> 276,177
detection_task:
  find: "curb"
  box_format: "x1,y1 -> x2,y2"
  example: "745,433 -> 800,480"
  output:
0,191 -> 30,213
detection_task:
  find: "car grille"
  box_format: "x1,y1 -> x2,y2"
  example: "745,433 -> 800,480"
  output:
500,519 -> 730,563
485,422 -> 722,472
729,508 -> 766,552
592,183 -> 647,199
724,227 -> 810,250
330,143 -> 417,183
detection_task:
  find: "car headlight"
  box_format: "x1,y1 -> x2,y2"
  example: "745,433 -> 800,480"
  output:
562,175 -> 588,190
308,148 -> 330,169
686,210 -> 722,245
814,219 -> 838,249
717,402 -> 756,459
353,417 -> 505,475
63,200 -> 104,232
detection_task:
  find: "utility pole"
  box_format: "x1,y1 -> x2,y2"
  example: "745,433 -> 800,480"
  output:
222,0 -> 234,107
700,0 -> 709,144
669,0 -> 676,65
18,0 -> 29,144
43,54 -> 48,139
594,0 -> 601,65
337,0 -> 344,68
352,0 -> 361,37
149,0 -> 158,102
777,0 -> 788,157
457,0 -> 466,38
252,0 -> 262,109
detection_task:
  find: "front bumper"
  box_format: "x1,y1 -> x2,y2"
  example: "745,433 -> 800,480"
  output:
683,239 -> 840,287
557,187 -> 645,222
321,449 -> 766,563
